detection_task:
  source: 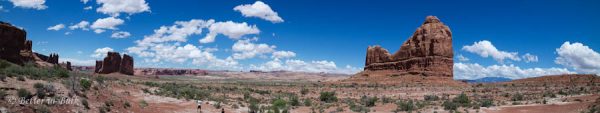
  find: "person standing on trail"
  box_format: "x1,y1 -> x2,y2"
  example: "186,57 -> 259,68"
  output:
221,108 -> 225,113
197,100 -> 202,113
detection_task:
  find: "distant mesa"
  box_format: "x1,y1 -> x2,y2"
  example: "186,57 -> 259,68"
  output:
342,16 -> 456,85
461,77 -> 513,83
94,52 -> 134,75
0,21 -> 71,70
134,68 -> 208,76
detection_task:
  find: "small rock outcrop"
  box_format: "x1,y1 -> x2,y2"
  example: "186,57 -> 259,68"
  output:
34,53 -> 60,64
65,62 -> 72,71
363,16 -> 453,77
47,53 -> 59,64
95,52 -> 134,75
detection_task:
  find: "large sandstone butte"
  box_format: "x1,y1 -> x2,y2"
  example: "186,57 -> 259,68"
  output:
0,21 -> 33,65
0,21 -> 72,69
363,16 -> 453,77
95,52 -> 134,75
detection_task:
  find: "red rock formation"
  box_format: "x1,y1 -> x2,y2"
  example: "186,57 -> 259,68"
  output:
66,61 -> 72,71
34,52 -> 50,61
47,53 -> 59,64
95,52 -> 134,75
119,54 -> 134,75
0,21 -> 33,65
365,46 -> 392,66
25,40 -> 32,51
363,16 -> 453,77
98,52 -> 122,74
95,61 -> 103,73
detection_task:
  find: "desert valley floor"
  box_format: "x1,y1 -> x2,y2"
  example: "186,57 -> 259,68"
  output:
1,66 -> 599,113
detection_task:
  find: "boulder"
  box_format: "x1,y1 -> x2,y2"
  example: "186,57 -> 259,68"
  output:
363,16 -> 453,77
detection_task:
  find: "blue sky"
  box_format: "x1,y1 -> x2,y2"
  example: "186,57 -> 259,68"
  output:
1,0 -> 599,79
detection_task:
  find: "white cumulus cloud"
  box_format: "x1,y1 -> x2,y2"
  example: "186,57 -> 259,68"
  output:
234,1 -> 284,23
84,6 -> 92,10
200,21 -> 260,43
9,0 -> 47,10
47,24 -> 65,31
250,59 -> 360,74
462,40 -> 521,63
456,54 -> 469,62
231,39 -> 276,60
272,51 -> 296,59
60,58 -> 95,66
91,47 -> 114,58
127,19 -> 239,69
555,42 -> 600,75
454,62 -> 574,80
111,31 -> 131,38
91,17 -> 124,30
522,53 -> 538,63
96,0 -> 150,17
135,19 -> 214,47
69,21 -> 90,30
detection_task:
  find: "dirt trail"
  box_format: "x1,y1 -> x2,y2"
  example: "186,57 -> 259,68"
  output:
483,94 -> 598,113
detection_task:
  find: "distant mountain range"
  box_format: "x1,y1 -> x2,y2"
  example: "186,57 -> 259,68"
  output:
462,77 -> 513,83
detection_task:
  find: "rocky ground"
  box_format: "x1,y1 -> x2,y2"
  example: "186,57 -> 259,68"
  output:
1,62 -> 599,113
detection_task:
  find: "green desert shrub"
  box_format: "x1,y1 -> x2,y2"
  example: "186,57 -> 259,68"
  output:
272,98 -> 287,110
2,61 -> 71,80
79,79 -> 92,91
424,94 -> 440,101
288,95 -> 300,106
479,99 -> 494,107
18,88 -> 31,98
17,76 -> 25,81
453,92 -> 470,107
303,99 -> 312,106
0,90 -> 7,100
149,82 -> 211,100
249,98 -> 260,113
396,99 -> 415,112
0,60 -> 11,69
300,88 -> 309,95
139,100 -> 148,108
512,93 -> 524,101
0,74 -> 6,82
34,83 -> 56,98
361,95 -> 378,107
442,100 -> 458,111
81,99 -> 90,109
319,91 -> 338,103
348,99 -> 369,113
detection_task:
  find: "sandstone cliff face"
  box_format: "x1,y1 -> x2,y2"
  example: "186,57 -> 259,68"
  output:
95,52 -> 134,75
364,16 -> 453,77
0,22 -> 33,65
119,54 -> 134,75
